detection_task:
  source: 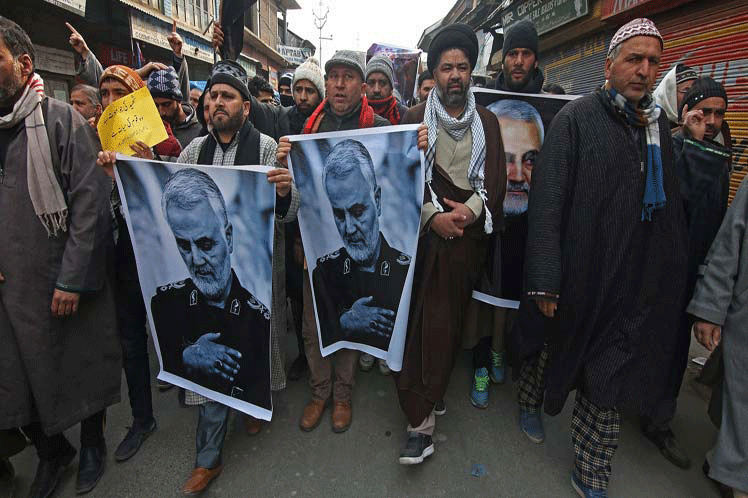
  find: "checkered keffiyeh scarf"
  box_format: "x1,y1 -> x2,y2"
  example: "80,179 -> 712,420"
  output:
604,85 -> 665,221
423,87 -> 492,233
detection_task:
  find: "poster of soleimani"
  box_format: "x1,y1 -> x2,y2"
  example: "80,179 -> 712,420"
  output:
288,126 -> 424,370
115,158 -> 275,420
472,88 -> 577,308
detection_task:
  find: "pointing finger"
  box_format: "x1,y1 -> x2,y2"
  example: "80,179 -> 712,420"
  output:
172,19 -> 177,33
65,22 -> 78,34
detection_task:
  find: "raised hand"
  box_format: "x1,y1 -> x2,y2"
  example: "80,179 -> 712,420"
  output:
167,20 -> 183,57
682,104 -> 707,141
212,22 -> 224,51
340,296 -> 396,338
183,332 -> 242,381
65,22 -> 89,58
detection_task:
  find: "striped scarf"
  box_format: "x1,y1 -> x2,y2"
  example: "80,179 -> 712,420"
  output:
423,87 -> 491,233
604,86 -> 666,221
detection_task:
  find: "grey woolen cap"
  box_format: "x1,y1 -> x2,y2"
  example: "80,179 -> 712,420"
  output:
325,50 -> 365,81
365,54 -> 395,87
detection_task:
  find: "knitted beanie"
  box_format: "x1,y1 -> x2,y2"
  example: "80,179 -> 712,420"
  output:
209,59 -> 250,101
147,67 -> 183,101
679,77 -> 728,119
99,65 -> 144,93
325,50 -> 365,81
675,64 -> 698,85
502,19 -> 538,59
608,18 -> 663,56
293,57 -> 325,98
366,54 -> 395,87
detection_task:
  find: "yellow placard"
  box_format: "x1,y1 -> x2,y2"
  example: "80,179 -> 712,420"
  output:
97,86 -> 168,155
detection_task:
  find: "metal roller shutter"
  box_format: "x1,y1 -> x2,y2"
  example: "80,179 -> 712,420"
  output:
539,30 -> 614,96
656,1 -> 748,201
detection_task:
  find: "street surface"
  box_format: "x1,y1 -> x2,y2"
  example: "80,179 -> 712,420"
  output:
8,334 -> 722,497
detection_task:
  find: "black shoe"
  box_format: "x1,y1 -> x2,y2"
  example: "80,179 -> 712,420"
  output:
1,457 -> 14,497
398,432 -> 434,465
287,355 -> 309,381
75,443 -> 105,495
434,400 -> 446,416
643,425 -> 691,469
28,445 -> 76,498
114,419 -> 156,463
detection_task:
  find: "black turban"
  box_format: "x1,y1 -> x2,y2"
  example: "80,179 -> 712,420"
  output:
427,23 -> 479,74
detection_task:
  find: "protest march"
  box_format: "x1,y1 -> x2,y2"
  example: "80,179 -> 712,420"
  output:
0,2 -> 746,497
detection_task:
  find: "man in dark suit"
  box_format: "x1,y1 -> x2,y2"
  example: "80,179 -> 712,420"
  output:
312,139 -> 411,351
150,168 -> 271,411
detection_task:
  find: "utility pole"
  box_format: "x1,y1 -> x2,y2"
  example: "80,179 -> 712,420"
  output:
313,0 -> 332,63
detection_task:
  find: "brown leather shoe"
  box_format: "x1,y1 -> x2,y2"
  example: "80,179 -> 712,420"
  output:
243,415 -> 264,436
300,399 -> 330,432
332,400 -> 352,433
181,465 -> 223,495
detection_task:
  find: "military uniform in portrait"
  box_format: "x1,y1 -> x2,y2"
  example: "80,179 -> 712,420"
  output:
312,234 -> 411,350
151,271 -> 271,410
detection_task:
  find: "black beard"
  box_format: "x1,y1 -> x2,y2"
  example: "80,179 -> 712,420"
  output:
212,110 -> 244,135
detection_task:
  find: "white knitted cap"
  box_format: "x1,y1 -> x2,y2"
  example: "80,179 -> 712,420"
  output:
292,57 -> 325,98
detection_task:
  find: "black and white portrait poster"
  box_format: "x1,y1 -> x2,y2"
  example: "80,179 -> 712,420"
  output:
288,126 -> 423,370
472,88 -> 578,308
114,157 -> 275,420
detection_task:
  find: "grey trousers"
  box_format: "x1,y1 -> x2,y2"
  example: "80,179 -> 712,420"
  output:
195,401 -> 230,469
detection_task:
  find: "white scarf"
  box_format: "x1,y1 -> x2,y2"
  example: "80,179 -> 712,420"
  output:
423,87 -> 491,234
0,76 -> 67,237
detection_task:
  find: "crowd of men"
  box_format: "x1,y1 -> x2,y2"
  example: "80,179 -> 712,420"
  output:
0,11 -> 745,498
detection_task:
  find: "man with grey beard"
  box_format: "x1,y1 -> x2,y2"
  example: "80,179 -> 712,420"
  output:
312,139 -> 411,352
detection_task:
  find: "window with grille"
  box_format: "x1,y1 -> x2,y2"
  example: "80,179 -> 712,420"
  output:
173,0 -> 210,31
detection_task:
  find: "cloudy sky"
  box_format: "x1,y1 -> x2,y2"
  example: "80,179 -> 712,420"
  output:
285,0 -> 457,64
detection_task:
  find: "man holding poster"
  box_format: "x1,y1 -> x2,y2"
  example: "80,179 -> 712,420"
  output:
395,24 -> 505,465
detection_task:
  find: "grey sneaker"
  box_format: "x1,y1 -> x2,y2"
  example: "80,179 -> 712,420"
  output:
359,353 -> 375,372
399,432 -> 434,465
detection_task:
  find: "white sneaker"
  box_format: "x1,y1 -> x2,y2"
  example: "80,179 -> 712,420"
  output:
378,359 -> 391,375
359,353 -> 375,372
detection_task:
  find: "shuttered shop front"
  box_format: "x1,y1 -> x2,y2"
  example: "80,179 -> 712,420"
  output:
656,1 -> 748,201
540,31 -> 613,96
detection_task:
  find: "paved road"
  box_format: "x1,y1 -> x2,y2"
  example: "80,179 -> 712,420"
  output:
8,335 -> 722,498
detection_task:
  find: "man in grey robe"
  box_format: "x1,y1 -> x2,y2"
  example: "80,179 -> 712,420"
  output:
524,18 -> 687,496
688,177 -> 748,498
0,17 -> 120,498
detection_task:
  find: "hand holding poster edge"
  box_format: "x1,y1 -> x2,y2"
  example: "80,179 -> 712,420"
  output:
98,87 -> 168,156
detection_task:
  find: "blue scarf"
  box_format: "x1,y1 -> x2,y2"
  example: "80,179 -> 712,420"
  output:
604,86 -> 666,221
